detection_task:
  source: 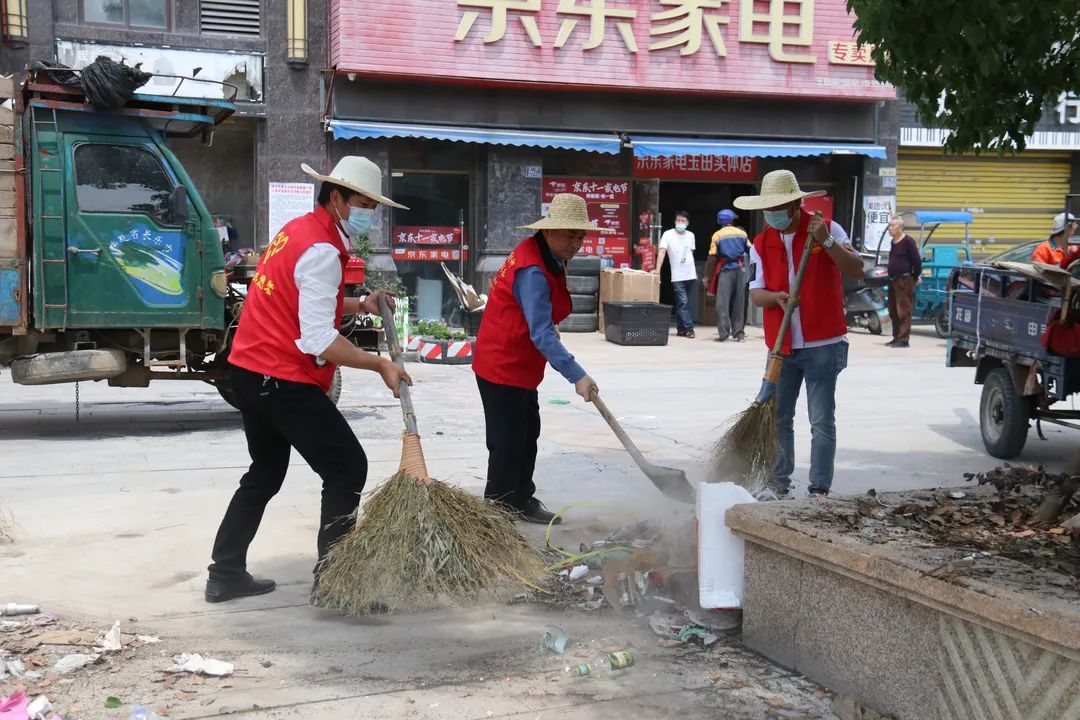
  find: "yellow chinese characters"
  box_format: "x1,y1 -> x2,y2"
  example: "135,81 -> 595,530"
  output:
251,272 -> 276,297
650,0 -> 730,56
555,0 -> 638,52
455,0 -> 542,46
263,232 -> 290,262
738,0 -> 816,63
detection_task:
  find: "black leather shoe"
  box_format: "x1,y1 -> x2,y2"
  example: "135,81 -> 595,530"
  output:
205,573 -> 276,603
520,499 -> 562,525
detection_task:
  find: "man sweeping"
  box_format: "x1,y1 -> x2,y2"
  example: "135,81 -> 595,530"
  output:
472,194 -> 599,525
205,156 -> 412,603
735,171 -> 863,499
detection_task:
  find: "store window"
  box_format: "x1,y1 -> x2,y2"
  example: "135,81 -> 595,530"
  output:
390,172 -> 471,324
74,144 -> 177,224
81,0 -> 169,29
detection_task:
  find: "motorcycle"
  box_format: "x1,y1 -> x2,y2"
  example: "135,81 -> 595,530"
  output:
843,261 -> 890,335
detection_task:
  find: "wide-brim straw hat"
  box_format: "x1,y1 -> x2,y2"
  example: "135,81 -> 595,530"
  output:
519,193 -> 613,233
733,170 -> 826,211
301,156 -> 408,210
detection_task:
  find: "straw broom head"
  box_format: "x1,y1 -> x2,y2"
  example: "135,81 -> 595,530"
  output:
313,433 -> 547,615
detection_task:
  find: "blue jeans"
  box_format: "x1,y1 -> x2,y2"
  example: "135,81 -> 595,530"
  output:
772,341 -> 849,495
672,279 -> 696,332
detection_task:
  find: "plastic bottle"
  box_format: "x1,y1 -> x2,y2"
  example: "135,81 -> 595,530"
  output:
566,650 -> 635,677
128,707 -> 163,720
0,603 -> 40,616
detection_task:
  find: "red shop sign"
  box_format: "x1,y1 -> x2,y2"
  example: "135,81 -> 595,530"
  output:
393,226 -> 463,246
392,247 -> 468,262
633,155 -> 758,182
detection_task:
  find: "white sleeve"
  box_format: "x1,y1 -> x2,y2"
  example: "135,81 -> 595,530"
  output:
294,244 -> 343,357
658,230 -> 671,250
828,221 -> 851,246
748,245 -> 766,289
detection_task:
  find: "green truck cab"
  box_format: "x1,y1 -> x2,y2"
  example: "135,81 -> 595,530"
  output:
0,68 -> 242,400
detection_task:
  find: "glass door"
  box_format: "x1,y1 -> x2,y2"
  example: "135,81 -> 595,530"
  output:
389,171 -> 470,324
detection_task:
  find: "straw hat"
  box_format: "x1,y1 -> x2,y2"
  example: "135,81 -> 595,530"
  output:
520,193 -> 612,233
301,156 -> 408,209
733,170 -> 826,211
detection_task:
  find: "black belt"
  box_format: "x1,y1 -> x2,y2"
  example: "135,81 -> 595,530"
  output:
889,273 -> 915,280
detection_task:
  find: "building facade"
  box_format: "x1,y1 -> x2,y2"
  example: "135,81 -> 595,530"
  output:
326,0 -> 898,323
0,0 -> 328,251
898,92 -> 1080,257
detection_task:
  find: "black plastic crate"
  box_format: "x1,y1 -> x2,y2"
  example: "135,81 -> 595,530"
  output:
603,302 -> 671,346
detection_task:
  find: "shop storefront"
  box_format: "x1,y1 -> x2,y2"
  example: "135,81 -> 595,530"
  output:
899,93 -> 1080,257
327,0 -> 895,323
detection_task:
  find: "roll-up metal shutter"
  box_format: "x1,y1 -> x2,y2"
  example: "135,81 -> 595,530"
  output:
897,148 -> 1071,257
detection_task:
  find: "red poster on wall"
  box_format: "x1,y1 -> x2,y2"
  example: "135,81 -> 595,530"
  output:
632,155 -> 758,182
542,178 -> 632,269
391,226 -> 468,262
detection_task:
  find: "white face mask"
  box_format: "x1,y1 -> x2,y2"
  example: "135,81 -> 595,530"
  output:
675,222 -> 688,232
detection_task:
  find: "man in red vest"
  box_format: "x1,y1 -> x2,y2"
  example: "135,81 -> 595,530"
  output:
472,194 -> 599,525
205,156 -> 412,604
735,171 -> 864,499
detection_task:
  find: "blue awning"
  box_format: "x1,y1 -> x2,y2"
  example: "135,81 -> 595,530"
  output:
630,136 -> 888,160
904,210 -> 974,225
328,120 -> 622,155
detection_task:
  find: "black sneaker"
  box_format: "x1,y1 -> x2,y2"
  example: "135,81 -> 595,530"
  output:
889,341 -> 909,348
520,498 -> 562,525
205,572 -> 276,604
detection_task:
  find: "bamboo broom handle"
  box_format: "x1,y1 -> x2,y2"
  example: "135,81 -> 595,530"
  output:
763,226 -> 819,384
378,295 -> 419,436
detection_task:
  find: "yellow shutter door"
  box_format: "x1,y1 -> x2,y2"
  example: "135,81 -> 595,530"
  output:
897,149 -> 1071,256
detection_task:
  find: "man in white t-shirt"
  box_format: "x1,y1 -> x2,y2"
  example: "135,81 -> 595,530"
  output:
734,171 -> 864,499
655,210 -> 698,338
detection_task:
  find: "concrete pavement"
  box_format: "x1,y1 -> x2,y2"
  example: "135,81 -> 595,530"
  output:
0,323 -> 1073,717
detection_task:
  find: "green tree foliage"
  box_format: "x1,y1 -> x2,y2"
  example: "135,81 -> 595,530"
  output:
847,0 -> 1080,152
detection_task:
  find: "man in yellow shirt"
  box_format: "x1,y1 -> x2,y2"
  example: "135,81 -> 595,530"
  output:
705,209 -> 750,342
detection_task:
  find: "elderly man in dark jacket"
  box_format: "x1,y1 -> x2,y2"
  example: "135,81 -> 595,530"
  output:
885,215 -> 922,348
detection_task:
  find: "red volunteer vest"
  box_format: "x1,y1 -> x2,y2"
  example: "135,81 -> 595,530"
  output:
472,235 -> 572,390
754,210 -> 847,354
229,205 -> 348,391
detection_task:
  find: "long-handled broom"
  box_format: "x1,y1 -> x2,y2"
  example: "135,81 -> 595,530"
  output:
712,231 -> 817,490
313,298 -> 545,615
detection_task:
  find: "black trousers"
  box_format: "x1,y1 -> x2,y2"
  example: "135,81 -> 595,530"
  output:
476,375 -> 540,511
208,366 -> 367,580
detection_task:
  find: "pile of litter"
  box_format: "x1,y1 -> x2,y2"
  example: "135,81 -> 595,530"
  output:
802,465 -> 1080,581
1,607 -> 235,719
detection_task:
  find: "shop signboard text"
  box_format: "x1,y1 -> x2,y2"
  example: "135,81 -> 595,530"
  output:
332,0 -> 893,101
633,155 -> 757,181
542,178 -> 631,269
392,226 -> 467,262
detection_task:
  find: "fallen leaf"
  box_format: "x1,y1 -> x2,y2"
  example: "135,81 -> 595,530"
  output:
1013,529 -> 1036,539
1049,527 -> 1066,535
177,691 -> 198,702
200,698 -> 216,706
989,515 -> 1006,527
105,697 -> 123,709
155,704 -> 171,717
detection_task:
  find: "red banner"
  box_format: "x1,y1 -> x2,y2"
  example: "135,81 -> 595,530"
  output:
542,178 -> 632,269
393,226 -> 462,246
632,155 -> 758,182
392,247 -> 468,262
392,225 -> 466,262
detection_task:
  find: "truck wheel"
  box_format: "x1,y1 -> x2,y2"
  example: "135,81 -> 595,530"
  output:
980,368 -> 1030,459
934,305 -> 950,338
867,313 -> 883,335
570,293 -> 598,313
214,366 -> 342,409
566,275 -> 600,294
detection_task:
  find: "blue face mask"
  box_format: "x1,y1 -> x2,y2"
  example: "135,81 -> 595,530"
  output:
345,206 -> 374,237
763,209 -> 791,230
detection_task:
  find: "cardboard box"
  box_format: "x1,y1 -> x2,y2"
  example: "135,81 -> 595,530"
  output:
599,268 -> 661,331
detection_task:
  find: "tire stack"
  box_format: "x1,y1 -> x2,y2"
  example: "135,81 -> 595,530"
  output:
562,255 -> 601,332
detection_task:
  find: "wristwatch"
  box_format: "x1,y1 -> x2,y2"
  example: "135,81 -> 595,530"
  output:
822,235 -> 836,249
